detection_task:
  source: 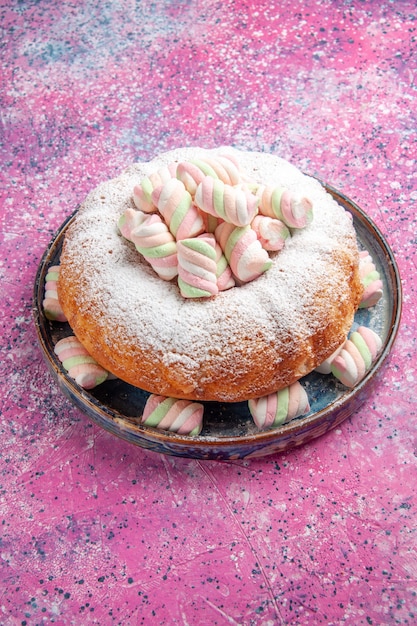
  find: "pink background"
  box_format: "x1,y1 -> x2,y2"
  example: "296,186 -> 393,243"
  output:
1,1 -> 416,624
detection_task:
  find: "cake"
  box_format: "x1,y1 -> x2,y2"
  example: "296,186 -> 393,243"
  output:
57,147 -> 365,403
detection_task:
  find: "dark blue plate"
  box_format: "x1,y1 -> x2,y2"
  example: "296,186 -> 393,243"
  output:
33,185 -> 402,459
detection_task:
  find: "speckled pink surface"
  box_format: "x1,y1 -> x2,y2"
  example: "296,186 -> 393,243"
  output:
1,1 -> 416,624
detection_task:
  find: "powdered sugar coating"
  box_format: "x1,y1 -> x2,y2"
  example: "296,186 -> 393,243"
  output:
58,147 -> 362,402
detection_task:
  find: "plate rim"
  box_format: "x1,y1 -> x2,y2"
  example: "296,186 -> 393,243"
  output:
33,185 -> 402,457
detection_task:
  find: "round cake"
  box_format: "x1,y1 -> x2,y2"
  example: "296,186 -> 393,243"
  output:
57,147 -> 363,402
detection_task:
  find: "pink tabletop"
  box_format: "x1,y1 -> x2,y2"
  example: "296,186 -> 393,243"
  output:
1,1 -> 415,624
